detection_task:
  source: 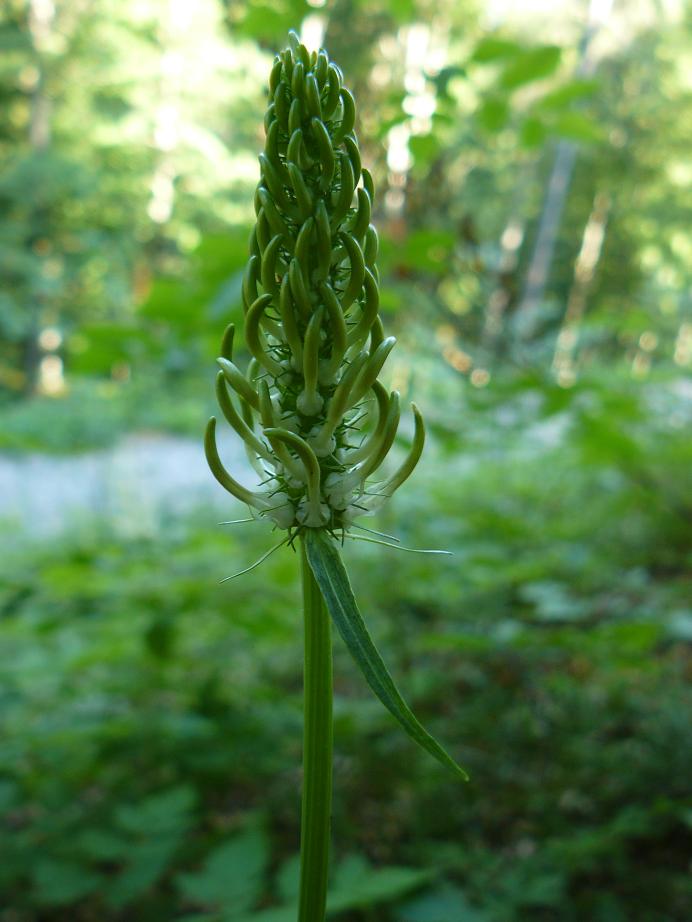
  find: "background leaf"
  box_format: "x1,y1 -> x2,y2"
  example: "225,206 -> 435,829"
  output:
177,825 -> 269,913
499,46 -> 562,88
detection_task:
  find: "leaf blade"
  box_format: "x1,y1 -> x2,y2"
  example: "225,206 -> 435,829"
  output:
305,530 -> 468,781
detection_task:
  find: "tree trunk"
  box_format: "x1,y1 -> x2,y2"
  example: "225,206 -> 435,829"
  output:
23,0 -> 54,395
515,2 -> 611,320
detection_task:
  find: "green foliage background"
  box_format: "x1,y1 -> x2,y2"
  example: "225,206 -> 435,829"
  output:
0,0 -> 690,919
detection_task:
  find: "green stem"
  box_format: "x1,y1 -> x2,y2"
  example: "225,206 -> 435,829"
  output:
298,535 -> 333,922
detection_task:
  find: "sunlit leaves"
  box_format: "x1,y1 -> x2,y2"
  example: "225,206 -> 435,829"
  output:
476,96 -> 510,132
470,37 -> 523,63
548,111 -> 605,143
227,0 -> 311,43
408,133 -> 442,170
537,79 -> 600,109
464,36 -> 601,148
499,45 -> 562,89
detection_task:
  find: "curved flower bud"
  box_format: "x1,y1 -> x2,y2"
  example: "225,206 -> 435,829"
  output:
204,418 -> 271,512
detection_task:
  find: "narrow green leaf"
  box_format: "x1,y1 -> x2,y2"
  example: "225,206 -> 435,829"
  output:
304,530 -> 468,781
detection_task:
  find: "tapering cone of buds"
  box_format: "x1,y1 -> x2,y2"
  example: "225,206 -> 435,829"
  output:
205,31 -> 424,533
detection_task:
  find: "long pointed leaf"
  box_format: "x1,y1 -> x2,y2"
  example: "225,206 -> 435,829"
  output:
305,529 -> 468,781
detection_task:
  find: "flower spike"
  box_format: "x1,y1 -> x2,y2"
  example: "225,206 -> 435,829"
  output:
204,38 -> 468,922
205,34 -> 428,537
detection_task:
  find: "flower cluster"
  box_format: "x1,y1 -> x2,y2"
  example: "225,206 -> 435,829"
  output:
205,31 -> 424,534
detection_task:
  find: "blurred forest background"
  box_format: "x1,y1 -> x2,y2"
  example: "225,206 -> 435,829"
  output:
0,0 -> 691,919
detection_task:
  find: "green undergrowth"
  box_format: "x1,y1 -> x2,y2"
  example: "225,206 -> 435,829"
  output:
1,366 -> 690,920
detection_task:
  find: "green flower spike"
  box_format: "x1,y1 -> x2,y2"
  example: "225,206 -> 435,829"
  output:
205,31 -> 467,922
205,34 -> 417,534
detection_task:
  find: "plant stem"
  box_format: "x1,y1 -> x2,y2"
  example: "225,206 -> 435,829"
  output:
298,535 -> 333,922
